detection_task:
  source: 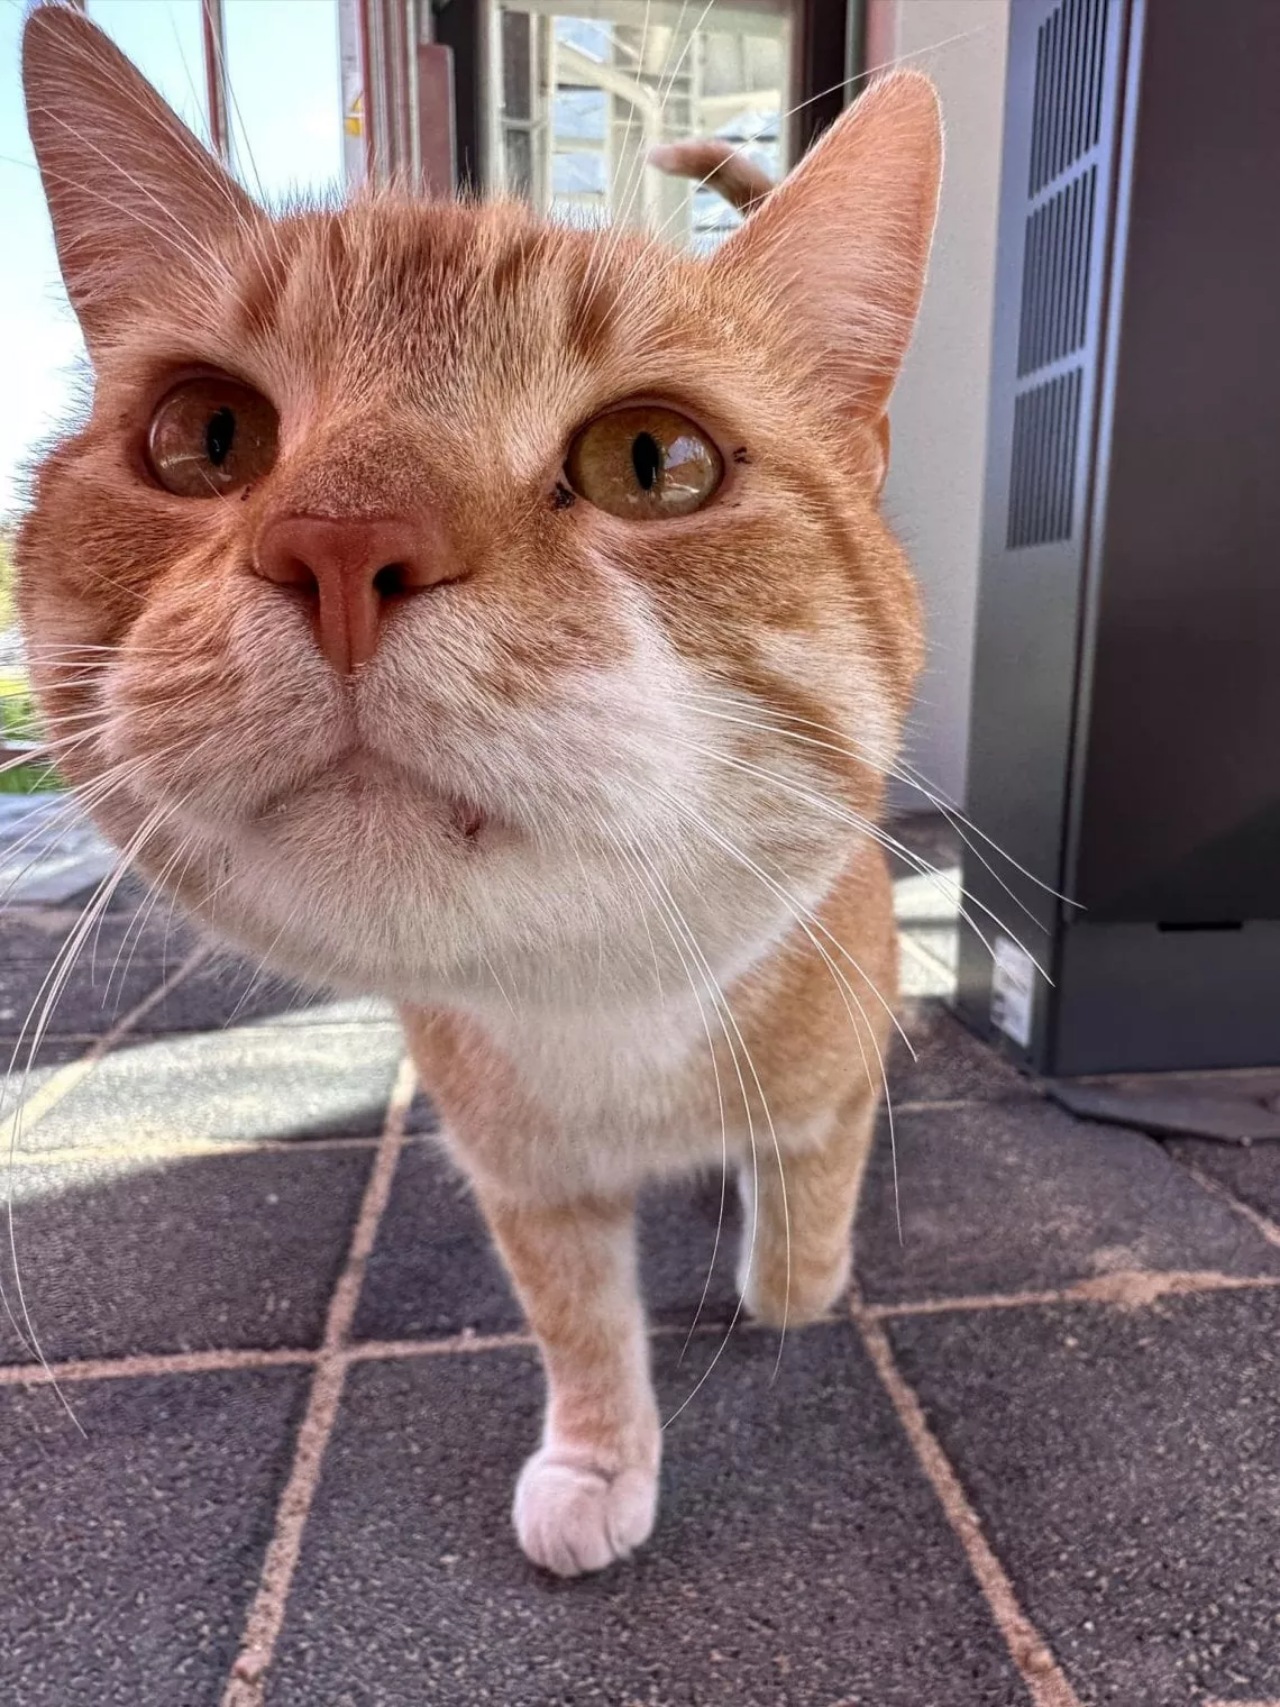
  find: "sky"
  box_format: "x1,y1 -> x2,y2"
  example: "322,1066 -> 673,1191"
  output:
0,0 -> 344,518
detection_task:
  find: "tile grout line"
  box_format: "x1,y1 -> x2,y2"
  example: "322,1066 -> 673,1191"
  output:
0,1318 -> 782,1391
219,1054 -> 418,1707
2,944 -> 212,1148
1177,1159 -> 1280,1250
0,1346 -> 316,1387
0,1097 -> 1005,1166
865,1269 -> 1280,1318
0,1330 -> 533,1390
890,1095 -> 1033,1114
7,1132 -> 405,1167
852,1297 -> 1085,1707
6,1267 -> 1280,1391
347,1329 -> 535,1363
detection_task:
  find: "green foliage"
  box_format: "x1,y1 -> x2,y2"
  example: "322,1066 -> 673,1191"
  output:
1,675 -> 39,740
2,528 -> 63,793
0,674 -> 62,796
1,531 -> 62,792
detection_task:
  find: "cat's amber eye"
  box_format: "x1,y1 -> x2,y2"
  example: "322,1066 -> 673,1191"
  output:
565,405 -> 723,520
146,377 -> 279,498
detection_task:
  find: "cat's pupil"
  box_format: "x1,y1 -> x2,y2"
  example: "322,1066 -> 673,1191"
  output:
631,432 -> 662,492
205,407 -> 236,467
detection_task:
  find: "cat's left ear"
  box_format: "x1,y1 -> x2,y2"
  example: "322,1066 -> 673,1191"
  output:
711,72 -> 942,460
22,2 -> 261,353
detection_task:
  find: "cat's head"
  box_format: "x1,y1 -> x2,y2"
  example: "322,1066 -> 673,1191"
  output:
16,5 -> 940,1006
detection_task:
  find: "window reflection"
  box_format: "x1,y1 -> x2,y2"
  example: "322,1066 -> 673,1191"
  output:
493,2 -> 792,251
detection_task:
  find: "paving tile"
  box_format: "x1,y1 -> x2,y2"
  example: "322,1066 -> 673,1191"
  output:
354,1144 -> 742,1343
899,922 -> 960,976
890,998 -> 1033,1105
0,897 -> 198,964
641,1167 -> 742,1327
0,951 -> 174,1040
0,1044 -> 96,1124
0,903 -> 393,1038
21,1021 -> 405,1152
2,1059 -> 62,1128
894,942 -> 955,1003
404,1083 -> 441,1134
1166,1135 -> 1280,1228
898,936 -> 956,999
893,866 -> 962,974
0,1147 -> 370,1363
0,792 -> 116,904
130,957 -> 340,1032
352,1140 -> 516,1340
855,1098 -> 1280,1304
0,1368 -> 307,1707
137,965 -> 394,1032
251,993 -> 393,1027
270,1330 -> 1028,1707
889,1290 -> 1280,1707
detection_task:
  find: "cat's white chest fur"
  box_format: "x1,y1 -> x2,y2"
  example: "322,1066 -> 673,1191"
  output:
451,988 -> 736,1193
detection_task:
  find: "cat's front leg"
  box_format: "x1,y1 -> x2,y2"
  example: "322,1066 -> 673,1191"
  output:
477,1187 -> 660,1577
738,1086 -> 879,1328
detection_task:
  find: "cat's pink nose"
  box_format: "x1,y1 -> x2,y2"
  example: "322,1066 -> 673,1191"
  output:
253,514 -> 457,674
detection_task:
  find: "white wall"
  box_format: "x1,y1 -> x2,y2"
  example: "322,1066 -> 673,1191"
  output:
875,0 -> 1010,809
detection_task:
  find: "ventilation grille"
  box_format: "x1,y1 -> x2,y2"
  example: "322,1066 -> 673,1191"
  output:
1029,0 -> 1109,195
1007,370 -> 1082,549
1017,167 -> 1096,376
1007,0 -> 1109,549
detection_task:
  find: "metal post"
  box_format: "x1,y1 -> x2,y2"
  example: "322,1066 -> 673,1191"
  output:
417,43 -> 457,195
200,0 -> 230,162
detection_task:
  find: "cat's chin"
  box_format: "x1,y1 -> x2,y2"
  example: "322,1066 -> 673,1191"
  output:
249,750 -> 497,850
188,757 -> 517,994
331,752 -> 490,841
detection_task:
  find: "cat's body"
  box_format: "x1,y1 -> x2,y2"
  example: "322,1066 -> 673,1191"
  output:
404,833 -> 897,1201
17,5 -> 940,1576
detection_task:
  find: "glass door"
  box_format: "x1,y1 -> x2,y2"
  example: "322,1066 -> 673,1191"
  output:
490,1 -> 795,251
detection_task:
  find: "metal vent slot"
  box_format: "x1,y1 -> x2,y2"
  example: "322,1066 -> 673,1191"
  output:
1017,166 -> 1096,375
1007,368 -> 1082,549
1028,0 -> 1108,194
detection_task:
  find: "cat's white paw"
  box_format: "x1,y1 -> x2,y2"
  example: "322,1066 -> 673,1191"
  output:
513,1447 -> 658,1577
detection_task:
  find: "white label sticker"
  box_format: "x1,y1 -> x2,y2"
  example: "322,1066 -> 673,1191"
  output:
991,936 -> 1036,1048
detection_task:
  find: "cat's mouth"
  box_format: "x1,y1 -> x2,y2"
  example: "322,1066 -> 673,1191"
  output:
254,748 -> 492,843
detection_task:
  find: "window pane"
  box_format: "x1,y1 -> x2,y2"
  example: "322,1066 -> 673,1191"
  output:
491,1 -> 792,251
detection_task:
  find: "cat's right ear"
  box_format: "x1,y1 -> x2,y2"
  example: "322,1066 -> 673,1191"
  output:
22,2 -> 260,351
709,71 -> 941,449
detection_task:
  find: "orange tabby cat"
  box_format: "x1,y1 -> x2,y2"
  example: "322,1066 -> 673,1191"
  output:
18,5 -> 940,1575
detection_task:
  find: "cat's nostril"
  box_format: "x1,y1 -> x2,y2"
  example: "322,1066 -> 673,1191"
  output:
254,542 -> 321,598
372,563 -> 408,599
253,513 -> 463,673
281,558 -> 320,600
